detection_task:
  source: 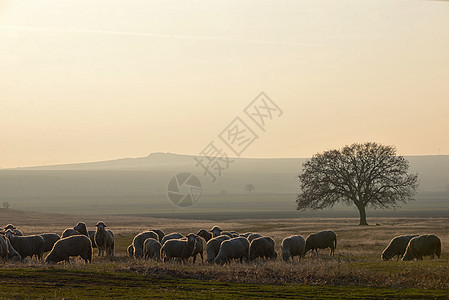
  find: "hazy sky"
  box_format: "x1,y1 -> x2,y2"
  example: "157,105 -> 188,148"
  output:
1,0 -> 449,168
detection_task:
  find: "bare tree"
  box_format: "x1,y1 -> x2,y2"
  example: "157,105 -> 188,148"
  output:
244,184 -> 255,194
3,202 -> 10,210
296,142 -> 419,225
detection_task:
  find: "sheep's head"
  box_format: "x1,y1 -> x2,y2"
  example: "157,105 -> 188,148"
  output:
186,233 -> 197,244
127,245 -> 134,257
5,229 -> 15,239
95,221 -> 107,231
4,224 -> 16,230
381,249 -> 393,261
210,226 -> 222,237
74,222 -> 88,235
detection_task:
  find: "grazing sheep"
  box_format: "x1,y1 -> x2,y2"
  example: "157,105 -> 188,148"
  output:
381,235 -> 418,261
88,231 -> 97,248
197,229 -> 213,242
151,229 -> 165,243
0,235 -> 7,261
210,226 -> 222,238
281,235 -> 306,262
5,229 -> 45,260
94,221 -> 114,258
305,230 -> 337,257
160,233 -> 197,263
40,233 -> 61,252
402,235 -> 441,261
144,238 -> 162,261
62,222 -> 89,238
248,233 -> 263,243
3,224 -> 23,236
45,235 -> 92,264
206,235 -> 230,263
133,231 -> 159,259
161,232 -> 184,246
230,231 -> 240,237
127,245 -> 134,257
191,236 -> 206,264
214,237 -> 250,265
249,236 -> 277,261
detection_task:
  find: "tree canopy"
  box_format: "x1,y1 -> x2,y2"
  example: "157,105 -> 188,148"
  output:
296,142 -> 419,225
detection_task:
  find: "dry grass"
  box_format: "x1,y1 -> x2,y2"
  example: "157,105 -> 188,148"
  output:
1,209 -> 448,292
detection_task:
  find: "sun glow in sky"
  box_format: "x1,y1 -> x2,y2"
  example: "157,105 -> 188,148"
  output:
1,0 -> 449,168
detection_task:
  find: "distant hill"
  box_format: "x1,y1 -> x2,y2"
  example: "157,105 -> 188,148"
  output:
1,153 -> 448,217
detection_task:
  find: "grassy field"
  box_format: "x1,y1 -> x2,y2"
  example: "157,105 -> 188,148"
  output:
1,210 -> 448,298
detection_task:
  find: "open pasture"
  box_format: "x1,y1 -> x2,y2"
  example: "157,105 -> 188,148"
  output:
1,209 -> 448,298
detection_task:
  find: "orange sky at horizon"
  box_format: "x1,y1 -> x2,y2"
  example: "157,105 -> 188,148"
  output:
1,0 -> 448,168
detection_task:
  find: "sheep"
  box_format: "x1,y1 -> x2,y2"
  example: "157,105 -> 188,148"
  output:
402,234 -> 441,261
94,221 -> 114,258
62,222 -> 89,238
5,229 -> 45,260
161,232 -> 184,246
248,233 -> 263,243
88,230 -> 97,248
210,226 -> 222,238
221,231 -> 237,238
206,235 -> 230,263
381,235 -> 418,261
281,235 -> 306,262
230,231 -> 240,237
191,236 -> 206,264
0,235 -> 7,261
249,236 -> 277,261
144,238 -> 162,261
214,237 -> 250,265
45,235 -> 92,264
305,230 -> 337,257
150,229 -> 165,243
40,233 -> 61,252
240,232 -> 253,238
3,224 -> 23,236
5,237 -> 21,261
160,233 -> 197,263
132,231 -> 159,259
127,244 -> 134,257
197,229 -> 212,242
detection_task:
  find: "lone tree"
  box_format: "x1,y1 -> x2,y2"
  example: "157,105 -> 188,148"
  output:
296,142 -> 419,225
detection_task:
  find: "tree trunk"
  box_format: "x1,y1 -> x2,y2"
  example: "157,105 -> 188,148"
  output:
357,204 -> 368,226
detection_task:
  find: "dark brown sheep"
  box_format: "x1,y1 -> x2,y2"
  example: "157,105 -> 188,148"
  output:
281,235 -> 306,262
206,235 -> 230,263
402,235 -> 441,261
197,229 -> 212,242
381,235 -> 418,261
214,237 -> 249,265
5,229 -> 45,260
249,236 -> 277,261
45,235 -> 92,264
132,231 -> 159,259
160,233 -> 197,263
305,230 -> 337,257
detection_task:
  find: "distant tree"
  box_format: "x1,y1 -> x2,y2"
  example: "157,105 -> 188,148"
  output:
3,202 -> 10,210
296,142 -> 419,225
244,184 -> 255,194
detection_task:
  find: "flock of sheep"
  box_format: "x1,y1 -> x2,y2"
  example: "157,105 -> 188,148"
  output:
0,222 -> 442,265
